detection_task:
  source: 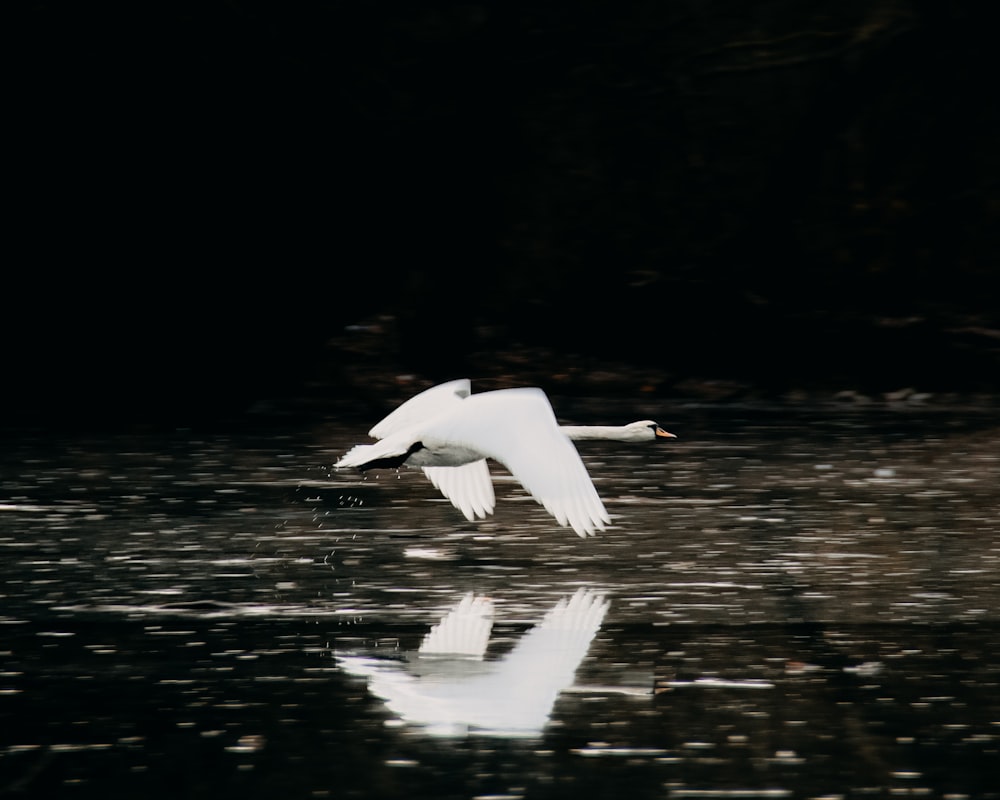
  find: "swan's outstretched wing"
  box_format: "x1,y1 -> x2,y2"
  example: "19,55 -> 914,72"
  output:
423,461 -> 496,521
368,379 -> 471,439
420,593 -> 495,658
427,388 -> 611,537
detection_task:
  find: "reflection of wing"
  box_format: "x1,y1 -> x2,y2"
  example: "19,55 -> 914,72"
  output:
422,462 -> 496,521
420,593 -> 494,658
483,589 -> 609,723
336,589 -> 609,737
494,589 -> 610,687
368,379 -> 470,439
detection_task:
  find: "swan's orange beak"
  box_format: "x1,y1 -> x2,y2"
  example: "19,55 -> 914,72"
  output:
655,427 -> 677,439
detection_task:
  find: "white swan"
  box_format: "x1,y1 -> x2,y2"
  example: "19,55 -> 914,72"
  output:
335,379 -> 675,537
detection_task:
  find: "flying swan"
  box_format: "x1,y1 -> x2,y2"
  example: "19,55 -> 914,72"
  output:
335,379 -> 676,536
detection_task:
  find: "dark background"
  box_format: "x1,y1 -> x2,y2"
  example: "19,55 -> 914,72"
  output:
8,1 -> 1000,428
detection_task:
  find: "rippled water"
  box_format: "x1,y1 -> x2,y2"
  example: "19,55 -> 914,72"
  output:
1,402 -> 999,798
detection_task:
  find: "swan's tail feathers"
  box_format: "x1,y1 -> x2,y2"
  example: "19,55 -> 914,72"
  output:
335,440 -> 422,471
423,462 -> 496,522
334,444 -> 379,470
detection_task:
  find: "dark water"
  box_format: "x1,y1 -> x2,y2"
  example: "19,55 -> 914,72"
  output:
2,402 -> 999,798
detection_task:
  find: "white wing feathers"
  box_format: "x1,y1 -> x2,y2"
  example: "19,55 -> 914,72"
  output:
368,379 -> 470,439
425,389 -> 610,537
423,462 -> 495,521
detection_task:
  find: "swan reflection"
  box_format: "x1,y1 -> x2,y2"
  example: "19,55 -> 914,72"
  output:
337,588 -> 610,737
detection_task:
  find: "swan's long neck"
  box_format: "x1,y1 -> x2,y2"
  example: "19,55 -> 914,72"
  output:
560,425 -> 634,442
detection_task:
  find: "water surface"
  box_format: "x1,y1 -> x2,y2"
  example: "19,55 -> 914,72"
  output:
2,401 -> 999,798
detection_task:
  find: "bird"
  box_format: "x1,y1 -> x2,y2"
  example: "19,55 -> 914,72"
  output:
335,379 -> 676,536
336,588 -> 610,736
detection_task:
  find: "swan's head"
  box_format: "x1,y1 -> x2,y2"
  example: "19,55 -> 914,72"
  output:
627,420 -> 677,442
